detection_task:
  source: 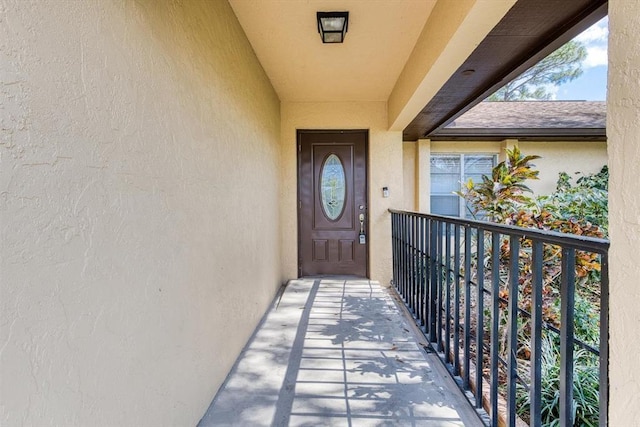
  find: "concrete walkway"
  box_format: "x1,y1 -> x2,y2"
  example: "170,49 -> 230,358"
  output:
199,278 -> 483,427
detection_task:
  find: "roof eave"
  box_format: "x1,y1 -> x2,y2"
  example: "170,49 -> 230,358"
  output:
428,127 -> 607,142
402,0 -> 608,141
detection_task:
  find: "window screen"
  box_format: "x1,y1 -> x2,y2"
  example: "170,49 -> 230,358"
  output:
430,154 -> 495,218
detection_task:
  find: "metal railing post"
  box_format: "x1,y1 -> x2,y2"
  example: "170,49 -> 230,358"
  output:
475,227 -> 485,408
560,248 -> 576,427
506,236 -> 520,427
463,226 -> 472,389
429,219 -> 438,341
530,240 -> 544,427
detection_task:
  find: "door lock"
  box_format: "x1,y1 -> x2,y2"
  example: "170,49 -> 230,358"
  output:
359,213 -> 366,244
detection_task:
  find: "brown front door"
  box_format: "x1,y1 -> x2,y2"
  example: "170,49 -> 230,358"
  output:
298,130 -> 368,277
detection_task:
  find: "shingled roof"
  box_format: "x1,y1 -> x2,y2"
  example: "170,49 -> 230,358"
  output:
430,101 -> 606,141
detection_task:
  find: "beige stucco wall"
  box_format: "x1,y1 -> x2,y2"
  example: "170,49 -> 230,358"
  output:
402,142 -> 417,210
0,1 -> 281,426
402,139 -> 607,211
430,140 -> 502,155
512,141 -> 607,195
608,0 -> 640,424
280,102 -> 402,286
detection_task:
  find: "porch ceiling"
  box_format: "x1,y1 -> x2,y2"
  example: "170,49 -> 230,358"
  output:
228,0 -> 437,102
404,0 -> 608,140
229,0 -> 607,140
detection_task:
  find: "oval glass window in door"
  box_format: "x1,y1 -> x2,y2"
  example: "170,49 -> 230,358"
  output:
320,154 -> 346,220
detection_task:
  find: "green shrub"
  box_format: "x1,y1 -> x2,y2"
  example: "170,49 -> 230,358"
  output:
457,146 -> 606,426
538,166 -> 609,236
516,335 -> 600,426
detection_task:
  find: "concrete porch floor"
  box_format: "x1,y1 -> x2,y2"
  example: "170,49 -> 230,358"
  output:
199,278 -> 483,427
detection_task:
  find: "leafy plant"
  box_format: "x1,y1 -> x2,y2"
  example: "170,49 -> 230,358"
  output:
538,166 -> 609,235
456,146 -> 606,426
456,145 -> 540,222
516,334 -> 600,426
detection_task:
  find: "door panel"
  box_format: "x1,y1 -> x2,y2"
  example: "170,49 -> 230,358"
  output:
298,130 -> 368,277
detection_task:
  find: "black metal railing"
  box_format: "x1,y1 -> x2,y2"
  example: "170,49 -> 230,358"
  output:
389,209 -> 609,427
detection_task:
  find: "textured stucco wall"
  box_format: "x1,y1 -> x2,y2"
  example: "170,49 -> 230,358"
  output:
608,0 -> 640,424
401,140 -> 607,211
512,141 -> 606,195
0,1 -> 281,426
280,102 -> 402,286
402,142 -> 417,210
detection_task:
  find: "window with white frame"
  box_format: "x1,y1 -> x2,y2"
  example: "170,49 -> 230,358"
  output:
430,154 -> 496,218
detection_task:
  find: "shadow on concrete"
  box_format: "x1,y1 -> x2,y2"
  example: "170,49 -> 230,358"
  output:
199,279 -> 481,427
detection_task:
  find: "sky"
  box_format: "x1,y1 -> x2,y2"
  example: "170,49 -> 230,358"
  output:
554,17 -> 608,101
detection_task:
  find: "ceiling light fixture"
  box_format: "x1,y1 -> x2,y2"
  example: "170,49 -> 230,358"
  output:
317,12 -> 349,43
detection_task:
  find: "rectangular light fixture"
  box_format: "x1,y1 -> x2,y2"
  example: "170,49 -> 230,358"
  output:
317,12 -> 349,44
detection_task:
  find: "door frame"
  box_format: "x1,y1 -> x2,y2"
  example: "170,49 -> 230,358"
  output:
296,129 -> 369,278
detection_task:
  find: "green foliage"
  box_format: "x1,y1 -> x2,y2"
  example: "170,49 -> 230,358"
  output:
556,172 -> 573,191
570,294 -> 601,348
516,335 -> 600,426
488,40 -> 587,101
457,146 -> 606,426
539,166 -> 609,235
576,166 -> 608,191
456,145 -> 540,222
457,148 -> 608,236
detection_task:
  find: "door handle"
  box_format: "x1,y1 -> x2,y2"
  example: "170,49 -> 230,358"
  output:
359,213 -> 366,244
